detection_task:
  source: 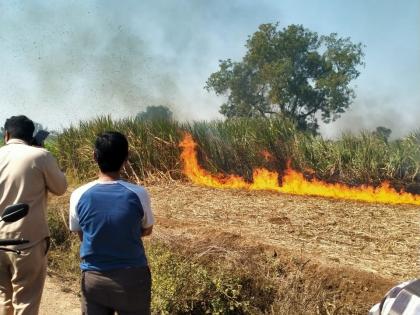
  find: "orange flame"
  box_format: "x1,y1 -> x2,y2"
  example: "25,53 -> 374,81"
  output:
179,133 -> 420,206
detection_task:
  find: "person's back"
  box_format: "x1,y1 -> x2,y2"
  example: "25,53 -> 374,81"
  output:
0,139 -> 67,243
71,180 -> 151,271
0,115 -> 67,315
69,131 -> 154,315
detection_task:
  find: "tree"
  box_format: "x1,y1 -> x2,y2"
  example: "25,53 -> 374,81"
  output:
136,105 -> 173,121
34,122 -> 48,133
205,23 -> 364,131
373,126 -> 392,143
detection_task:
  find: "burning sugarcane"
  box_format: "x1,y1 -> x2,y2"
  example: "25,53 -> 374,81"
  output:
179,133 -> 420,206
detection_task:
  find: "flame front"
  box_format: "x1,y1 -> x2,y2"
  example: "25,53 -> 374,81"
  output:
179,133 -> 420,205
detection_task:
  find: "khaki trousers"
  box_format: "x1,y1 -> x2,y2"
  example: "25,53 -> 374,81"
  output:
0,240 -> 48,315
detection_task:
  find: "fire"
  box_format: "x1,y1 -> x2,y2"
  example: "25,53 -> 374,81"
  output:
179,133 -> 420,206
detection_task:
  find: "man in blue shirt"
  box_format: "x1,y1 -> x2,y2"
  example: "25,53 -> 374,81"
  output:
69,131 -> 154,315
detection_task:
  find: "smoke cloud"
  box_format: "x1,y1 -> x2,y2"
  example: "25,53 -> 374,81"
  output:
320,93 -> 420,139
0,0 -> 273,128
0,0 -> 418,136
0,1 -> 180,124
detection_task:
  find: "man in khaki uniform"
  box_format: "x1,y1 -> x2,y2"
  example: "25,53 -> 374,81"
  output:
0,116 -> 67,315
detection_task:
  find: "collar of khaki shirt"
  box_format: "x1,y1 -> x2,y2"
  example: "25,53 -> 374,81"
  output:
6,139 -> 29,145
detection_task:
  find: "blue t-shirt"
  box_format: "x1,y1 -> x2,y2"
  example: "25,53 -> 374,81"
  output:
69,180 -> 154,271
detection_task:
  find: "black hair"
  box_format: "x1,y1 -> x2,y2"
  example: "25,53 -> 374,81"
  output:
94,131 -> 129,173
4,115 -> 35,143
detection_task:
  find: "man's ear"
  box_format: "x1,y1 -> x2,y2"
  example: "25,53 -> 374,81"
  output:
4,131 -> 10,143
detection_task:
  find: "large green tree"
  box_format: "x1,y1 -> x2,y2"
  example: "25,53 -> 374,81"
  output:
205,23 -> 364,131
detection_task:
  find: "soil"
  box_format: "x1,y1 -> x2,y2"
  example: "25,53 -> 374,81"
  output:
149,181 -> 419,280
41,180 -> 419,314
39,275 -> 79,315
147,181 -> 419,312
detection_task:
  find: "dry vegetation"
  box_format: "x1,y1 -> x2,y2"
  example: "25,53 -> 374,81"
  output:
151,181 -> 419,280
45,116 -> 420,314
47,180 -> 418,314
52,116 -> 420,189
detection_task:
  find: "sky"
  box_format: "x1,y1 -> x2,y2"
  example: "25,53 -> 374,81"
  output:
0,0 -> 418,137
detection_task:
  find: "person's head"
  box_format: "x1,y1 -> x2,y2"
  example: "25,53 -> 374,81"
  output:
94,131 -> 129,173
3,116 -> 35,143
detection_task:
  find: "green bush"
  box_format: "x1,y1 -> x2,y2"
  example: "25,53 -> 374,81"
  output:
147,241 -> 257,314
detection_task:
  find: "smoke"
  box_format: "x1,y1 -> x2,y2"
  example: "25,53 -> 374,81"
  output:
0,0 -> 274,128
320,93 -> 420,139
0,0 -> 418,135
0,1 -> 180,123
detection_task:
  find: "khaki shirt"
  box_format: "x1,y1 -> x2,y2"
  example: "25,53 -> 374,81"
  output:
0,139 -> 67,247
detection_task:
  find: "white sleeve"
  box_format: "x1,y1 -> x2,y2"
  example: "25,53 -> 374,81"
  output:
138,188 -> 155,229
368,303 -> 380,315
69,191 -> 81,231
68,181 -> 97,231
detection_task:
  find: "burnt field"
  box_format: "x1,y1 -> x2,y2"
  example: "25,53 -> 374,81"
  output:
48,181 -> 418,314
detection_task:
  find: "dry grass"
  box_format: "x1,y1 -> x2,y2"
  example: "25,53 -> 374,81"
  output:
47,181 -> 418,314
154,229 -> 395,314
149,181 -> 419,280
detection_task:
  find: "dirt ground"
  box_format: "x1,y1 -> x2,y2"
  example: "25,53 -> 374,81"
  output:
41,181 -> 419,313
40,275 -> 79,315
149,181 -> 419,280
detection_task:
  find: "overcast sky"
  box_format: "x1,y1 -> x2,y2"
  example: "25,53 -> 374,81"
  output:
0,0 -> 418,137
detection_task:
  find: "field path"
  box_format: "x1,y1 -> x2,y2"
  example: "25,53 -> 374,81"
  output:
39,275 -> 79,315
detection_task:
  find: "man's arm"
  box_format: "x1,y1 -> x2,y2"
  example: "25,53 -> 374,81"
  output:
138,187 -> 155,237
141,226 -> 153,237
69,190 -> 82,239
42,152 -> 67,196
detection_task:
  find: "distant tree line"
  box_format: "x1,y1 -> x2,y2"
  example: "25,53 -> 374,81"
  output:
136,105 -> 173,121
